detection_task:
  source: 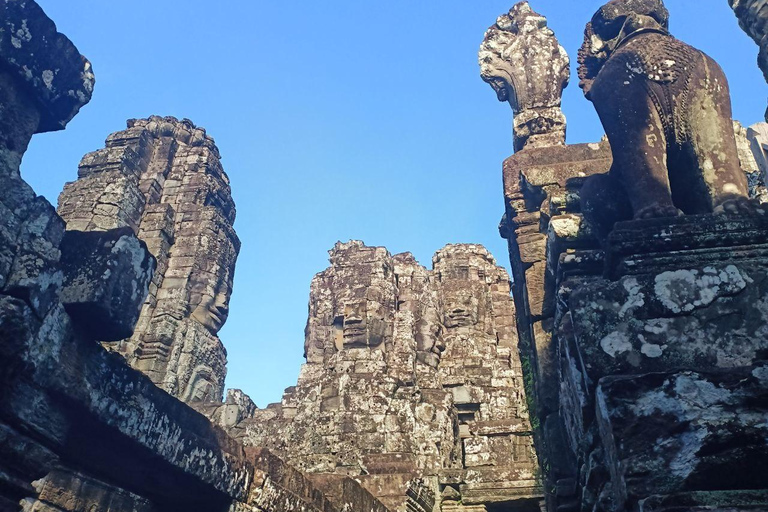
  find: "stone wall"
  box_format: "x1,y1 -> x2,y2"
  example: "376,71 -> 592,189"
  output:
0,1 -> 250,509
219,241 -> 540,512
57,116 -> 240,403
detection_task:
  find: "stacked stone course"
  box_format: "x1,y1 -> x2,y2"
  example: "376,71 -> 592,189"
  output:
58,115 -> 240,404
218,241 -> 540,512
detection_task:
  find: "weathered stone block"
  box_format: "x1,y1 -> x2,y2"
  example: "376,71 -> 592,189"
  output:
23,469 -> 154,512
573,261 -> 768,373
3,197 -> 65,318
0,0 -> 94,133
596,365 -> 768,510
59,228 -> 154,341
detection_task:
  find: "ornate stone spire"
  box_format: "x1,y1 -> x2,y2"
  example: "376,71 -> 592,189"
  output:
479,2 -> 570,152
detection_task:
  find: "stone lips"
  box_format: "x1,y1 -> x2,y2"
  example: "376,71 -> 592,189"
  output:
0,0 -> 94,133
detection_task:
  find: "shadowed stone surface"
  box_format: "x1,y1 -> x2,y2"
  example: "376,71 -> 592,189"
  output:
597,364 -> 768,510
59,227 -> 155,341
0,0 -> 94,132
218,241 -> 540,512
58,116 -> 240,403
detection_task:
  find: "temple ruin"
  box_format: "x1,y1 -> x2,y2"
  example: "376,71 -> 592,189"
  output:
2,0 -> 768,511
223,241 -> 538,511
485,1 -> 768,510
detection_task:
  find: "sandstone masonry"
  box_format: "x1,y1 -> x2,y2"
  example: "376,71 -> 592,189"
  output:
218,241 -> 540,512
484,2 -> 768,511
57,116 -> 240,403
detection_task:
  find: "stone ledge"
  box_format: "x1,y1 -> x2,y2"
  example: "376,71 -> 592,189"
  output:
0,0 -> 94,132
607,214 -> 768,278
597,364 -> 768,510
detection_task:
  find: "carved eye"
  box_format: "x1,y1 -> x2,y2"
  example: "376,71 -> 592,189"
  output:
593,14 -> 626,41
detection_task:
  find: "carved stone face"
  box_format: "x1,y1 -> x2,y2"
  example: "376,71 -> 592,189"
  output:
185,216 -> 236,335
484,73 -> 514,105
182,364 -> 215,402
443,289 -> 480,328
340,299 -> 388,348
342,301 -> 367,346
190,284 -> 231,334
416,302 -> 444,357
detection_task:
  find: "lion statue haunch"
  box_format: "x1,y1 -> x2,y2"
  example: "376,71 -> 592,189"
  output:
579,0 -> 756,230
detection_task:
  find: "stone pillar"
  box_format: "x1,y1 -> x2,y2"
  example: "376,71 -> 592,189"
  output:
479,2 -> 569,152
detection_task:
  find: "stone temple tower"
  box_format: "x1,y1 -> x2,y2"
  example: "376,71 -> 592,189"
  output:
227,241 -> 540,512
58,116 -> 240,403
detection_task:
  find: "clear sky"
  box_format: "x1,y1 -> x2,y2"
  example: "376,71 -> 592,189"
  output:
27,0 -> 768,406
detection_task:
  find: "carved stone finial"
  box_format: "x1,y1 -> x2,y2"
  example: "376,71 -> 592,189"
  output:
479,2 -> 570,152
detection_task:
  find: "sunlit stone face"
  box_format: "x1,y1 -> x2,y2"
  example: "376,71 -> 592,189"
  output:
340,298 -> 389,348
190,282 -> 231,334
443,290 -> 479,327
415,302 -> 445,368
185,214 -> 237,335
443,289 -> 480,328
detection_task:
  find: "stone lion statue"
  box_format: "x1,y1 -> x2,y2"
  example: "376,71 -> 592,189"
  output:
578,0 -> 756,233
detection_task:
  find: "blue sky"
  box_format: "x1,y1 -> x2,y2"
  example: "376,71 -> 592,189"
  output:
27,1 -> 768,406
